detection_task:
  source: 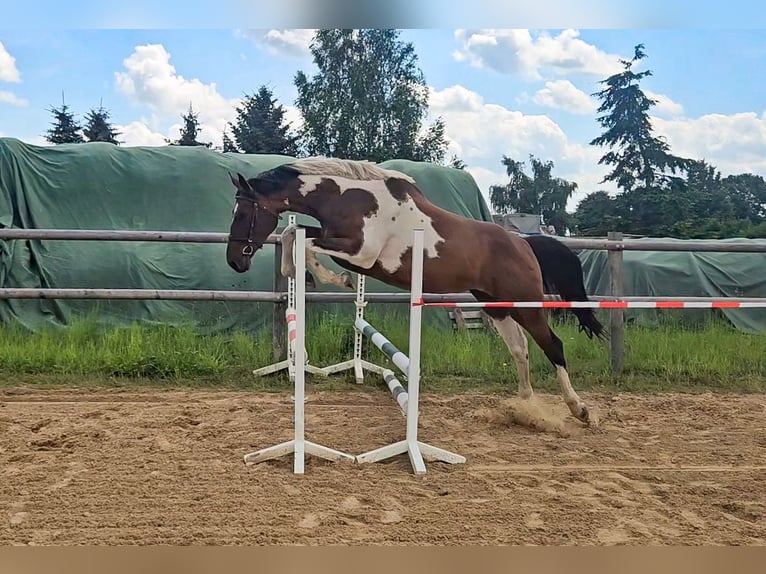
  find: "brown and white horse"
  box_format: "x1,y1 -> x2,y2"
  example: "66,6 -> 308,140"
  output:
225,158 -> 604,424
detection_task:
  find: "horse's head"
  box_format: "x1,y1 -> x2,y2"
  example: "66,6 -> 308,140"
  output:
226,168 -> 297,273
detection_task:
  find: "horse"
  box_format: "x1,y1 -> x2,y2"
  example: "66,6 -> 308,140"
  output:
225,157 -> 605,424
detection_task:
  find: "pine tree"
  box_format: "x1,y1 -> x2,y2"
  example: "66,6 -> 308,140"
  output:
45,95 -> 84,144
83,102 -> 120,144
222,129 -> 238,153
590,44 -> 689,192
228,86 -> 298,155
168,103 -> 212,147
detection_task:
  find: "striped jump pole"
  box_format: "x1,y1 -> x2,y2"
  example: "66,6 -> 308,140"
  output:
252,214 -> 326,382
354,318 -> 410,376
354,318 -> 409,415
243,227 -> 355,474
356,229 -> 466,475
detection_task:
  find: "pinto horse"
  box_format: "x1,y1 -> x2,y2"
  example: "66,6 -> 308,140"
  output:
225,158 -> 604,424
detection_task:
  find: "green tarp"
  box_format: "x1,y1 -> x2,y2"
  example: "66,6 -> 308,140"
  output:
577,238 -> 766,333
0,137 -> 492,333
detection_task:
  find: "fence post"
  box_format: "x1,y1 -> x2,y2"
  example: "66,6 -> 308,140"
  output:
272,240 -> 287,362
607,231 -> 625,373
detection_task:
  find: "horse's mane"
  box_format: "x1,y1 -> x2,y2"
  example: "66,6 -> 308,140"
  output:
287,157 -> 417,185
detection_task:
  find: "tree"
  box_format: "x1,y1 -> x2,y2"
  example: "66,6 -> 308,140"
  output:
572,162 -> 766,239
722,173 -> 766,219
228,86 -> 299,155
294,29 -> 449,164
590,44 -> 689,192
489,155 -> 577,235
45,97 -> 84,144
167,103 -> 211,147
83,102 -> 120,144
571,191 -> 623,236
448,155 -> 466,170
221,129 -> 238,153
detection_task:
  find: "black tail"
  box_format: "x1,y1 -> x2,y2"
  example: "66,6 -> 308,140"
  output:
523,234 -> 607,340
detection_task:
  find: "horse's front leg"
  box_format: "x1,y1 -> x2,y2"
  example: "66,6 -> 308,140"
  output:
307,237 -> 380,270
280,226 -> 355,289
305,248 -> 355,289
279,224 -> 299,278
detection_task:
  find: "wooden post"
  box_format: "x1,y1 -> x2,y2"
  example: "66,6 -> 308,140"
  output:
607,231 -> 625,373
272,241 -> 287,363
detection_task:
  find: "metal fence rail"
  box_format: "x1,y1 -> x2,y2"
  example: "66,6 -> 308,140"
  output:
0,228 -> 279,244
2,227 -> 765,371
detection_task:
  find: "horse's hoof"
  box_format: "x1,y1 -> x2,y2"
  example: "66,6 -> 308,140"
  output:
282,265 -> 296,279
305,271 -> 317,290
342,273 -> 354,289
577,405 -> 590,425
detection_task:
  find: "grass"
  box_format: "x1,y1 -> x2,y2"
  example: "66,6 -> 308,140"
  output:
0,310 -> 764,394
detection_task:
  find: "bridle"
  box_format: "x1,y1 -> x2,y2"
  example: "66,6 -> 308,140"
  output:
229,192 -> 281,256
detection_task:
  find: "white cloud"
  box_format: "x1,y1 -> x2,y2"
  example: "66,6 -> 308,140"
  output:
283,104 -> 304,134
654,111 -> 766,177
427,84 -> 609,210
453,29 -> 623,81
645,90 -> 684,118
115,121 -> 168,147
114,44 -> 238,147
0,41 -> 21,83
532,80 -> 597,115
246,29 -> 315,58
0,90 -> 28,106
21,135 -> 51,147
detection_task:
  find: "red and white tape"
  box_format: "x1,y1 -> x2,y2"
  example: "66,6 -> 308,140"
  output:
414,300 -> 766,309
286,308 -> 297,353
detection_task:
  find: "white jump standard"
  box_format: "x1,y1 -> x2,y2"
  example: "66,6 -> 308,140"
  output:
243,227 -> 355,474
317,273 -> 392,385
252,215 -> 327,382
355,229 -> 466,475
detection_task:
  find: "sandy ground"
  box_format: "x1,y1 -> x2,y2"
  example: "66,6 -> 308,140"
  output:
0,386 -> 764,545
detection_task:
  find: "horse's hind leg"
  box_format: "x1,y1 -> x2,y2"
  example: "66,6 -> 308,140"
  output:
491,314 -> 533,399
514,308 -> 590,424
471,291 -> 533,400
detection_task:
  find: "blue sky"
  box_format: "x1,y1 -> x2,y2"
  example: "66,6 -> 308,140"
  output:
1,28 -> 765,209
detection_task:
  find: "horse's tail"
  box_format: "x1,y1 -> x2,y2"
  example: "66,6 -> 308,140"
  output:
523,234 -> 607,340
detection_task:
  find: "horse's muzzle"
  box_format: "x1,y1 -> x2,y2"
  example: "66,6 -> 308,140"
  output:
227,257 -> 251,273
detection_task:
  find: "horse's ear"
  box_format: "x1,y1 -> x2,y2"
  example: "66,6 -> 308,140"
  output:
228,172 -> 240,189
237,173 -> 252,192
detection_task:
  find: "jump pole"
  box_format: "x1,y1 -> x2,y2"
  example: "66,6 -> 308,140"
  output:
252,214 -> 327,381
243,227 -> 355,474
355,229 -> 466,474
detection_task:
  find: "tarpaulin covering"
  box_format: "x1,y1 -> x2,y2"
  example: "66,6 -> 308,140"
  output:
577,237 -> 766,333
0,138 -> 491,332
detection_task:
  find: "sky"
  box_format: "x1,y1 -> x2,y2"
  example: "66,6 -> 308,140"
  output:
1,27 -> 765,211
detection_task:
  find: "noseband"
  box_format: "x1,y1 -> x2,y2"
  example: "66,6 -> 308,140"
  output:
230,192 -> 278,256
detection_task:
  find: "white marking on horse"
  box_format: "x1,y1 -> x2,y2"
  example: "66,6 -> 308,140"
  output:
491,316 -> 532,399
296,174 -> 444,273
